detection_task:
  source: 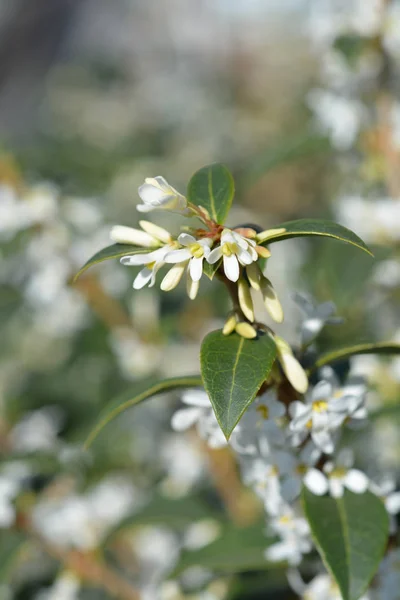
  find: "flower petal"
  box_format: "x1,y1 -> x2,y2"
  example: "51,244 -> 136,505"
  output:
133,267 -> 153,289
160,264 -> 185,291
311,430 -> 334,454
344,469 -> 369,494
181,389 -> 210,407
223,254 -> 239,282
110,225 -> 157,247
171,408 -> 203,431
139,220 -> 171,244
164,249 -> 192,263
178,233 -> 196,246
304,469 -> 329,495
189,257 -> 204,282
207,246 -> 223,264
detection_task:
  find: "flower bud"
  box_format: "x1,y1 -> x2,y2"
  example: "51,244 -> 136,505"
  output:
256,228 -> 287,244
260,277 -> 284,324
238,278 -> 255,322
274,335 -> 308,394
186,274 -> 200,300
246,263 -> 262,291
235,322 -> 257,339
223,314 -> 237,335
139,220 -> 172,244
110,225 -> 159,248
160,264 -> 185,291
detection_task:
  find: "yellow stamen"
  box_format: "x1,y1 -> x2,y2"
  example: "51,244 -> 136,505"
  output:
312,400 -> 328,413
146,261 -> 156,269
256,405 -> 269,420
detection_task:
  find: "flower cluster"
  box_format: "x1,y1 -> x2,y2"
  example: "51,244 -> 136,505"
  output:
111,176 -> 285,328
171,295 -> 400,576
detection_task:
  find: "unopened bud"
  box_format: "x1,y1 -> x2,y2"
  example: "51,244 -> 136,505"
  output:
235,322 -> 257,339
260,278 -> 284,324
255,245 -> 272,259
256,228 -> 287,244
246,263 -> 262,291
274,335 -> 308,393
186,274 -> 200,300
223,314 -> 237,335
160,264 -> 185,291
238,278 -> 255,322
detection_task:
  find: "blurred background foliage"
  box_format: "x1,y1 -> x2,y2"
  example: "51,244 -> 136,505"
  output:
0,1 -> 399,599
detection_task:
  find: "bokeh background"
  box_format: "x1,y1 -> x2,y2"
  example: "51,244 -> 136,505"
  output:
1,1 -> 400,598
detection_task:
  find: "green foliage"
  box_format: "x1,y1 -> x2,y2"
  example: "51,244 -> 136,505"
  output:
259,219 -> 373,256
0,532 -> 28,583
188,163 -> 235,225
313,342 -> 400,371
74,244 -> 146,280
200,330 -> 277,439
203,258 -> 222,280
171,520 -> 273,576
84,375 -> 202,448
302,488 -> 389,600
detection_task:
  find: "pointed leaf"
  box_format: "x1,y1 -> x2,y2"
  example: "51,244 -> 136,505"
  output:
203,258 -> 222,280
200,330 -> 277,439
258,219 -> 373,257
302,487 -> 389,600
85,375 -> 202,448
188,163 -> 235,224
313,342 -> 400,371
171,520 -> 273,576
74,244 -> 147,281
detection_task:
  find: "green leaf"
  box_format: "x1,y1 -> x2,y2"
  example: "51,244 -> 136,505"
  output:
302,488 -> 389,600
313,342 -> 400,371
258,219 -> 373,257
171,521 -> 272,576
0,532 -> 28,582
203,258 -> 222,280
200,330 -> 277,439
84,375 -> 203,448
188,163 -> 235,225
74,244 -> 146,281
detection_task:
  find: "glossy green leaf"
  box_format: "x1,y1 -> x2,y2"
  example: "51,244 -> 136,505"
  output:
171,521 -> 272,576
84,375 -> 202,448
258,219 -> 373,257
188,163 -> 235,224
74,244 -> 146,281
200,330 -> 277,439
302,488 -> 389,600
313,342 -> 400,371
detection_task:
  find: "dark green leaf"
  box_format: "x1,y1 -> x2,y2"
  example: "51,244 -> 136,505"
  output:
74,244 -> 146,281
200,330 -> 277,439
0,532 -> 28,582
188,163 -> 235,225
302,488 -> 389,600
312,342 -> 400,371
171,521 -> 272,576
258,219 -> 373,257
85,375 -> 203,448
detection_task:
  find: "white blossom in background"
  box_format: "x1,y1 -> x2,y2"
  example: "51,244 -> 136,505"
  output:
301,572 -> 371,600
137,176 -> 188,213
370,476 -> 400,532
132,526 -> 180,594
32,476 -> 136,549
266,504 -> 312,566
10,406 -> 63,453
337,196 -> 400,243
304,449 -> 369,497
293,292 -> 343,346
307,89 -> 365,150
171,389 -> 227,449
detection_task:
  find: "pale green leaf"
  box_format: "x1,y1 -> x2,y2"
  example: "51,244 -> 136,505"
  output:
303,488 -> 389,600
258,219 -> 373,257
203,258 -> 222,280
84,375 -> 202,448
188,163 -> 235,225
200,330 -> 277,439
74,244 -> 146,281
313,342 -> 400,371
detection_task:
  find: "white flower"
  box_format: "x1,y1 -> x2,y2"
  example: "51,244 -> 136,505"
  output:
370,476 -> 400,532
289,377 -> 364,454
164,233 -> 212,281
207,229 -> 257,282
266,505 -> 312,566
171,390 -> 226,449
137,176 -> 187,213
304,449 -> 369,498
293,292 -> 343,346
301,573 -> 369,600
280,441 -> 323,502
0,476 -> 19,528
230,391 -> 286,456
